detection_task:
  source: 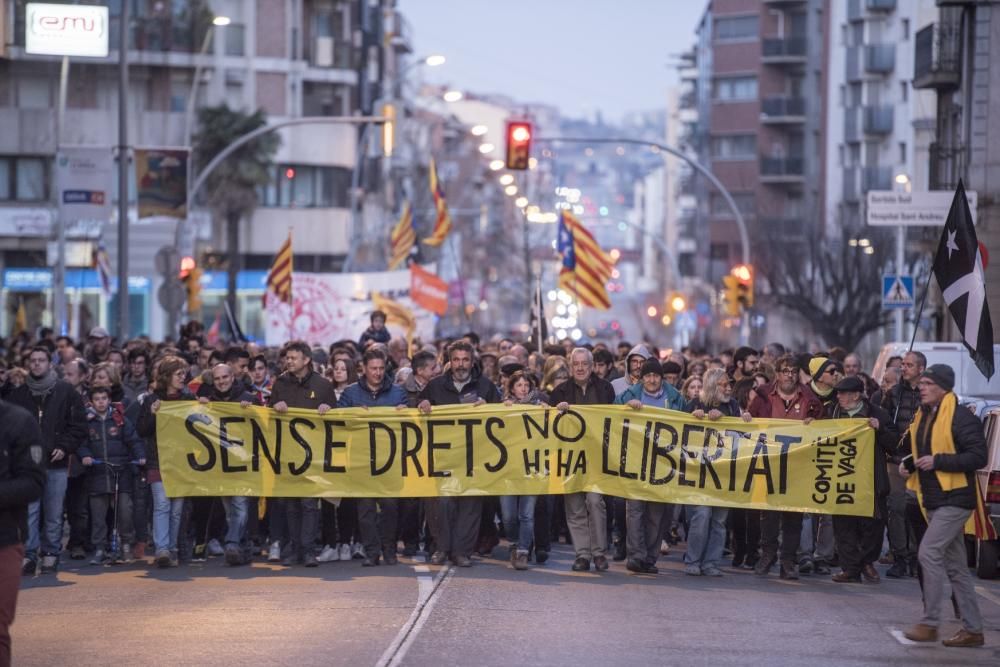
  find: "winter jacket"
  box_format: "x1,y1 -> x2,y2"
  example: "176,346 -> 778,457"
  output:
402,373 -> 428,408
419,369 -> 502,407
268,370 -> 337,410
359,326 -> 391,349
685,397 -> 743,417
873,380 -> 921,434
204,383 -> 259,406
0,400 -> 46,548
747,382 -> 825,421
121,373 -> 150,405
905,400 -> 988,511
338,375 -> 408,408
548,374 -> 616,406
610,344 -> 652,396
6,379 -> 87,469
136,388 -> 195,471
613,381 -> 685,411
828,400 -> 898,498
78,406 -> 145,495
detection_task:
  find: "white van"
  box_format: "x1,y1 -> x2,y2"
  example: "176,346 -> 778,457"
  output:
871,342 -> 1000,409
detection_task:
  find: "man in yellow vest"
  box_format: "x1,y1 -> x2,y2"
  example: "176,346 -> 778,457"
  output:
900,364 -> 987,648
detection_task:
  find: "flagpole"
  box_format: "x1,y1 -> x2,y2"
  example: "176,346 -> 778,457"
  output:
447,232 -> 470,323
535,274 -> 544,356
287,227 -> 294,342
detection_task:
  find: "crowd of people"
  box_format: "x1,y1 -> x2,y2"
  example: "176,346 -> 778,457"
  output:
0,310 -> 988,649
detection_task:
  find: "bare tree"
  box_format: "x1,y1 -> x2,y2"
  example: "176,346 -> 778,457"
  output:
758,225 -> 892,351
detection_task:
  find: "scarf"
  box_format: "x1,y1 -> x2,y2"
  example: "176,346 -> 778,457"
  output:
25,369 -> 58,397
907,392 -> 997,540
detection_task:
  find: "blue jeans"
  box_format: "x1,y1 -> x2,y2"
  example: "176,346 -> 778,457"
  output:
500,495 -> 536,551
150,480 -> 185,553
222,496 -> 249,547
683,505 -> 728,570
26,468 -> 69,559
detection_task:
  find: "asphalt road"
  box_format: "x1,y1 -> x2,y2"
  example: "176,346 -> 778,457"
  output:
16,543 -> 1000,667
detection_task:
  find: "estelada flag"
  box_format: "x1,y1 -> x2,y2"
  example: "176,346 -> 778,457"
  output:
556,210 -> 615,310
933,179 -> 994,379
422,158 -> 452,247
372,291 -> 416,354
389,202 -> 415,270
410,264 -> 448,315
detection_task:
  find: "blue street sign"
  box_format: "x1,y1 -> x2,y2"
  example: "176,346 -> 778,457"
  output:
882,274 -> 914,310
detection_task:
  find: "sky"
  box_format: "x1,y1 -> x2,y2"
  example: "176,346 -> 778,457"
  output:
401,0 -> 707,123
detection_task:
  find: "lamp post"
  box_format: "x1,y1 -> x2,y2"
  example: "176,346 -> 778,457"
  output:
893,172 -> 911,341
183,16 -> 230,147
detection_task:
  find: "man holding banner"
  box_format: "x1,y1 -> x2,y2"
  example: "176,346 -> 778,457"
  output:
417,341 -> 501,567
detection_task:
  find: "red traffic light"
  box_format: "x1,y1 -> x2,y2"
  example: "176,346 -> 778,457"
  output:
179,256 -> 196,279
505,120 -> 532,170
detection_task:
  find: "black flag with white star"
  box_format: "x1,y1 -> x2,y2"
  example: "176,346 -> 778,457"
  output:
933,179 -> 994,379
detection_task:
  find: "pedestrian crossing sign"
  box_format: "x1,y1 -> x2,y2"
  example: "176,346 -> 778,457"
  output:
882,274 -> 914,310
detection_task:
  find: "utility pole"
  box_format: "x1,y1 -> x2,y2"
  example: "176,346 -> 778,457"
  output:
116,1 -> 130,341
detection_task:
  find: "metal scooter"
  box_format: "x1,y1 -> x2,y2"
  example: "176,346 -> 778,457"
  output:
90,459 -> 141,564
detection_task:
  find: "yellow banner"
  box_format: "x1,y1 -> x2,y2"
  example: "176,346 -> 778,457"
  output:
157,402 -> 876,517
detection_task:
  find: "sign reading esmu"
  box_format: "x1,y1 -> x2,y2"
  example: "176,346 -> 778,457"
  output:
25,3 -> 110,58
157,402 -> 877,517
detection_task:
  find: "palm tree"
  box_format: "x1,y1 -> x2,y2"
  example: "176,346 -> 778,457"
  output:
192,105 -> 280,319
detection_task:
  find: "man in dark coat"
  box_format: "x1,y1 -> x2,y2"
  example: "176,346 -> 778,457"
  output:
7,346 -> 87,575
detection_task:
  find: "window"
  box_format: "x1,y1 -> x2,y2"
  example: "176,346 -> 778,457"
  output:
714,15 -> 758,41
899,141 -> 907,163
710,192 -> 755,217
259,164 -> 352,208
225,24 -> 246,56
714,76 -> 757,101
0,156 -> 47,201
711,134 -> 756,160
902,19 -> 910,40
900,80 -> 908,102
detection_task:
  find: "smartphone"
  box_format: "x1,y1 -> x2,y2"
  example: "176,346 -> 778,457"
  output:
902,454 -> 916,473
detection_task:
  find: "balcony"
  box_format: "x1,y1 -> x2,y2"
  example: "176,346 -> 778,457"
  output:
843,168 -> 859,203
914,23 -> 961,91
862,165 -> 892,192
867,0 -> 896,11
761,96 -> 806,123
845,108 -> 861,143
865,44 -> 896,74
863,105 -> 894,134
761,37 -> 807,65
760,156 -> 805,184
928,142 -> 965,191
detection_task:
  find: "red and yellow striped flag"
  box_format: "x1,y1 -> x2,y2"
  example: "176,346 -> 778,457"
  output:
556,210 -> 615,310
422,158 -> 451,247
388,201 -> 415,270
264,231 -> 293,306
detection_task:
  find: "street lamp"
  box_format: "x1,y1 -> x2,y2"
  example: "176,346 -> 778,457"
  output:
892,172 -> 911,341
443,90 -> 464,102
183,15 -> 231,146
424,54 -> 446,67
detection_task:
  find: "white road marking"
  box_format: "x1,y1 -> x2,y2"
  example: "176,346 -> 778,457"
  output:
376,564 -> 454,667
974,585 -> 1000,608
413,564 -> 430,574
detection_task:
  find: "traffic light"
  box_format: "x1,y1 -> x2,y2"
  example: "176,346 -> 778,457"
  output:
505,120 -> 532,170
732,263 -> 754,307
179,256 -> 203,313
722,275 -> 741,316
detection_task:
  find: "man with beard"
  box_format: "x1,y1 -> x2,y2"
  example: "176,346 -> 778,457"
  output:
747,354 -> 823,579
417,341 -> 501,567
8,347 -> 87,575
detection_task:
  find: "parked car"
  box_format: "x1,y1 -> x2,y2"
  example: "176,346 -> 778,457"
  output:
976,407 -> 1000,579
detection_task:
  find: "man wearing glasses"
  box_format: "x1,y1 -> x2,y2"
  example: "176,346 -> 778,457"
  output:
747,354 -> 824,579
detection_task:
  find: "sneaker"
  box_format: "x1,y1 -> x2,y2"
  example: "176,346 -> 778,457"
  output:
351,543 -> 365,559
513,551 -> 529,571
660,540 -> 671,555
684,564 -> 703,576
339,543 -> 353,561
430,551 -> 448,565
21,557 -> 36,576
90,550 -> 109,566
224,544 -> 244,566
207,538 -> 225,557
317,545 -> 339,562
120,544 -> 134,565
155,549 -> 173,568
509,546 -> 519,568
813,561 -> 831,575
779,561 -> 799,580
39,555 -> 58,574
267,541 -> 282,563
798,558 -> 814,574
69,545 -> 87,560
571,557 -> 590,572
702,565 -> 723,577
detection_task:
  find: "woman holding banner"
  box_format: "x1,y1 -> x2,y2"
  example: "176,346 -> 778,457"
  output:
683,368 -> 751,576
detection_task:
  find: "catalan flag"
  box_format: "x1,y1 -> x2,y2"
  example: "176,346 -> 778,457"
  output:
388,201 -> 415,269
556,210 -> 615,310
422,158 -> 451,247
372,291 -> 416,353
264,231 -> 293,306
